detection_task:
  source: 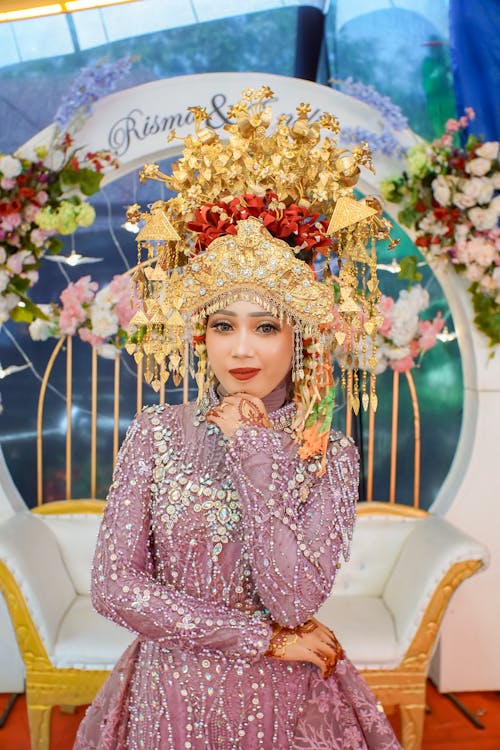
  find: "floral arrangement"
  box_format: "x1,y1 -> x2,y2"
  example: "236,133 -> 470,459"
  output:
333,283 -> 444,375
29,273 -> 137,359
375,284 -> 444,373
187,191 -> 331,261
0,57 -> 133,327
381,109 -> 500,347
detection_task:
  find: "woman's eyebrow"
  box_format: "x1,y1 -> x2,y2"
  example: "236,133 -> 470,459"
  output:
211,310 -> 275,318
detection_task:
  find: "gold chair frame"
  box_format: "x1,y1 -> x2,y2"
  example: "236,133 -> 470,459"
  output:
0,337 -> 485,750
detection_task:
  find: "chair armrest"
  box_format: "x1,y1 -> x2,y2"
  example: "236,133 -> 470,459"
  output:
383,515 -> 488,654
0,512 -> 75,657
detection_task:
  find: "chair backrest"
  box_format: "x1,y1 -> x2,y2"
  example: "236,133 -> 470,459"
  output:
35,336 -> 424,509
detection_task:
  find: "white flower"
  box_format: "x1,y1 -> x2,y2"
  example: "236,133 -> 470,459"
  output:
475,141 -> 499,160
0,270 -> 9,294
492,267 -> 500,289
458,177 -> 495,206
480,275 -> 496,294
468,206 -> 498,231
466,157 -> 491,177
89,307 -> 118,338
493,173 -> 500,189
29,305 -> 57,341
401,284 -> 430,313
432,175 -> 452,206
418,214 -> 448,235
465,263 -> 485,283
454,224 -> 470,243
490,194 -> 500,216
0,292 -> 20,323
94,286 -> 116,308
453,192 -> 477,209
96,343 -> 121,360
0,154 -> 22,178
0,246 -> 6,264
388,308 -> 419,347
465,237 -> 496,267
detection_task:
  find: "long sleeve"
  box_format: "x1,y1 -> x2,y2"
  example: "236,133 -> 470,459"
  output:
226,425 -> 359,628
91,410 -> 272,659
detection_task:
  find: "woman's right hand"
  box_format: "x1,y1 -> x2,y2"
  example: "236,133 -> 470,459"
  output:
266,617 -> 343,680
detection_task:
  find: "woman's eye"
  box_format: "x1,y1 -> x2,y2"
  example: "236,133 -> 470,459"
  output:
211,320 -> 233,332
257,322 -> 279,334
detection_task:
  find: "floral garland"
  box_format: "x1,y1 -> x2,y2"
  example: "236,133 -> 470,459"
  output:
0,56 -> 133,327
381,109 -> 500,347
29,273 -> 137,359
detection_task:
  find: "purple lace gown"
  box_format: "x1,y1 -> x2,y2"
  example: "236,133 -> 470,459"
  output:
73,397 -> 401,750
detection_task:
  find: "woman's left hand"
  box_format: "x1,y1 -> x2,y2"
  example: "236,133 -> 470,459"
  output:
206,393 -> 272,439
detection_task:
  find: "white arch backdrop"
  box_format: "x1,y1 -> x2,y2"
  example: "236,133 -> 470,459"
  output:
18,72 -> 500,690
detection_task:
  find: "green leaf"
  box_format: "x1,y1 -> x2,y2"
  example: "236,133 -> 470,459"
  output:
10,305 -> 33,323
398,206 -> 418,228
398,255 -> 422,283
469,285 -> 500,347
61,166 -> 103,196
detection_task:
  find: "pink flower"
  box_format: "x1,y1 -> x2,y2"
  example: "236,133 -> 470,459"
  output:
390,353 -> 415,372
465,107 -> 476,120
1,212 -> 21,231
0,177 -> 16,190
60,275 -> 97,308
24,203 -> 40,222
59,307 -> 85,335
445,118 -> 460,133
25,270 -> 39,286
78,326 -> 105,347
418,313 -> 444,351
378,295 -> 394,337
35,190 -> 49,205
30,228 -> 48,247
107,274 -> 138,328
7,250 -> 31,275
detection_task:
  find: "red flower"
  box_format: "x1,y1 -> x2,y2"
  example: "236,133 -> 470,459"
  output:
415,236 -> 431,247
415,200 -> 427,213
9,199 -> 22,212
18,187 -> 36,200
186,191 -> 333,260
70,157 -> 80,171
433,207 -> 449,221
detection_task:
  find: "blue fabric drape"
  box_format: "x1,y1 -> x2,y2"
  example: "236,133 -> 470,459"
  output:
449,0 -> 500,140
294,6 -> 325,81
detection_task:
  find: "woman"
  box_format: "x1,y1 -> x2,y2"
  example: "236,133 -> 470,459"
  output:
73,217 -> 402,749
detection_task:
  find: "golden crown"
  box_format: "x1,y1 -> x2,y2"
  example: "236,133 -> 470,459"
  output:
126,86 -> 395,421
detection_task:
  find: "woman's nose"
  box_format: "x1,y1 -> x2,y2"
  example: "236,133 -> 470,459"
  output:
231,327 -> 254,357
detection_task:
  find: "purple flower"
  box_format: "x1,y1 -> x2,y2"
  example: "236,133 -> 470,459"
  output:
339,126 -> 406,159
54,56 -> 134,132
333,77 -> 408,131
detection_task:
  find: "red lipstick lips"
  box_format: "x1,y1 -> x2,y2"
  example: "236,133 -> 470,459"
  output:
228,368 -> 261,381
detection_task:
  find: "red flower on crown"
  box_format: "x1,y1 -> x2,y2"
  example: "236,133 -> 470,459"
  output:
187,191 -> 333,262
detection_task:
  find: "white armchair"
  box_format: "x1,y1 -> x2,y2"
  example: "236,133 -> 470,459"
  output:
0,500 -> 133,750
317,504 -> 488,750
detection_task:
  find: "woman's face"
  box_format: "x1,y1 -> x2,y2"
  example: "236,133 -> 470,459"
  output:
205,300 -> 294,399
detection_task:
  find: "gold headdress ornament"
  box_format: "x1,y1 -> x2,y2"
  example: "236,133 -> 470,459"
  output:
125,87 -> 396,470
